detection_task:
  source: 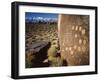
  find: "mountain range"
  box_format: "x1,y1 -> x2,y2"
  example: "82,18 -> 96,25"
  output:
26,17 -> 58,23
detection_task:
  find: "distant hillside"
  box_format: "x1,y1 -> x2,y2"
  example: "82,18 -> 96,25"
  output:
25,17 -> 58,23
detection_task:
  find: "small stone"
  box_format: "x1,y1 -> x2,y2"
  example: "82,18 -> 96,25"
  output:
79,39 -> 82,44
70,51 -> 74,55
79,26 -> 82,31
65,47 -> 68,51
72,26 -> 75,30
75,26 -> 78,31
75,34 -> 78,38
82,29 -> 85,35
69,47 -> 72,51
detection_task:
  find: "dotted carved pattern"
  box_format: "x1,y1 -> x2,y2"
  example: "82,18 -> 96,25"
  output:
59,15 -> 89,66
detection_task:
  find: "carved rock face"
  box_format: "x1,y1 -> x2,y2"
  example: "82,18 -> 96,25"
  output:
58,14 -> 89,66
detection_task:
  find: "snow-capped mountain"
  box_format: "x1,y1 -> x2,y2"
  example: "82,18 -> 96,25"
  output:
26,17 -> 58,23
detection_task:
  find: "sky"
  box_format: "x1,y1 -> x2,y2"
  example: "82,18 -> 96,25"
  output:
25,12 -> 58,22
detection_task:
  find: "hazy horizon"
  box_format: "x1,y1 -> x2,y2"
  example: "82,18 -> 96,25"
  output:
25,12 -> 58,23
